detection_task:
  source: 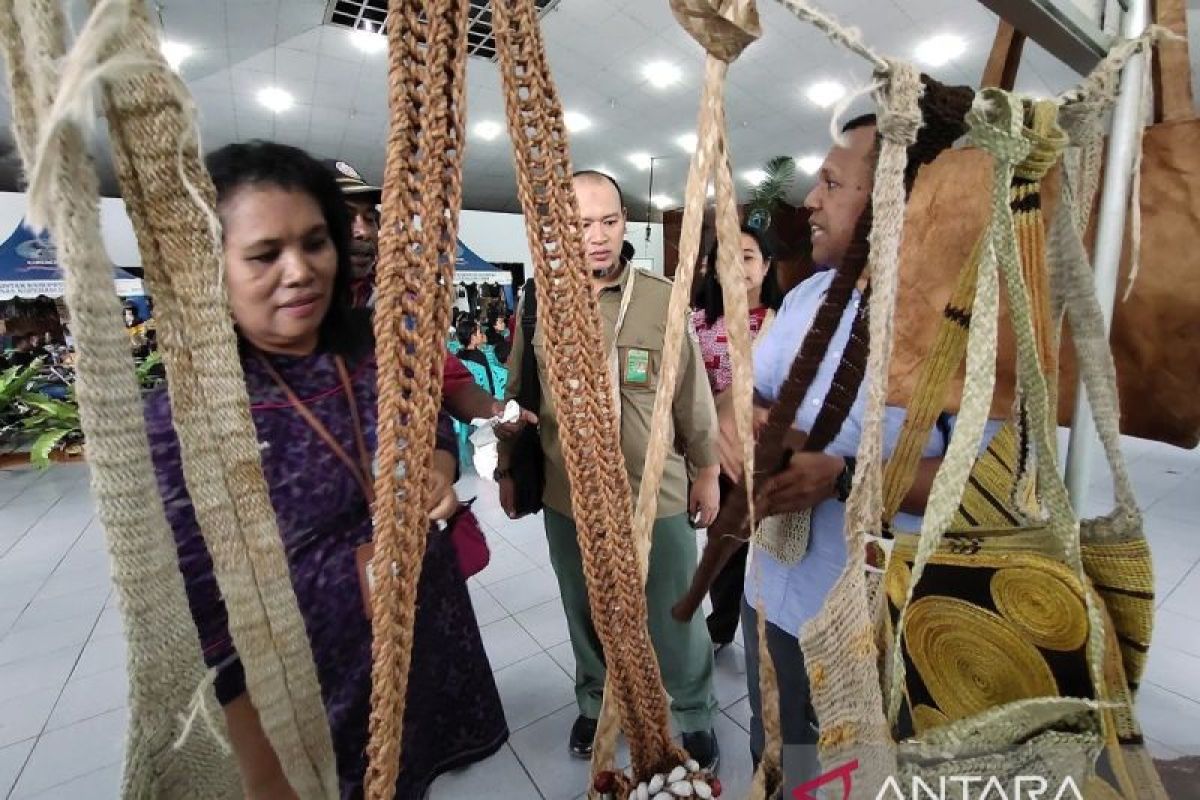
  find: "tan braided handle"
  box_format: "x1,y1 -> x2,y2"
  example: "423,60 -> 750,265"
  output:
365,1 -> 468,796
494,0 -> 682,784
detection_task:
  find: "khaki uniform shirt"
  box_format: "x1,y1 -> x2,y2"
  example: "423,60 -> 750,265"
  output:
500,266 -> 718,519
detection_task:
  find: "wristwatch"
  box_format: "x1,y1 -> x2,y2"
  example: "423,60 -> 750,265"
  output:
835,457 -> 856,503
493,467 -> 512,481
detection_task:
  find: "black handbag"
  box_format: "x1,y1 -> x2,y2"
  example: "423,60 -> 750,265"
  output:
509,279 -> 545,516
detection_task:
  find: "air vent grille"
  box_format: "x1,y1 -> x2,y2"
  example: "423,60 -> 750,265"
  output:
324,0 -> 560,61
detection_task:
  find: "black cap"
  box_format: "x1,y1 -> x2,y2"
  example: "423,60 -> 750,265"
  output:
321,159 -> 381,204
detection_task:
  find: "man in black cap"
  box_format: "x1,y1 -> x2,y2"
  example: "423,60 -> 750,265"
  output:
323,158 -> 539,431
322,159 -> 382,308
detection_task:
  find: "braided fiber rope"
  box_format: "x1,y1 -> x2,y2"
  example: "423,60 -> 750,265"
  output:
595,0 -> 763,773
89,2 -> 339,794
798,64 -> 922,788
365,0 -> 468,795
492,0 -> 681,783
0,4 -> 239,796
1058,101 -> 1107,239
1048,162 -> 1153,689
3,1 -> 338,795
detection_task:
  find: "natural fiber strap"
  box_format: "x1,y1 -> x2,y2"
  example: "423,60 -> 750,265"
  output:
365,1 -> 468,795
885,89 -> 1025,723
598,1 -> 764,779
1048,171 -> 1139,519
493,0 -> 682,785
3,1 -> 336,796
0,5 -> 236,797
1058,101 -> 1106,239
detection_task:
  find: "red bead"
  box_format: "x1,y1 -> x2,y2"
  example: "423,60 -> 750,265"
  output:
593,771 -> 617,794
711,777 -> 723,797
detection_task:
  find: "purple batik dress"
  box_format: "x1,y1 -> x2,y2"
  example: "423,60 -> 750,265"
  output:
144,348 -> 508,799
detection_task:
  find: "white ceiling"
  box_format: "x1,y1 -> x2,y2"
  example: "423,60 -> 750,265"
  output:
1,0 -> 1198,220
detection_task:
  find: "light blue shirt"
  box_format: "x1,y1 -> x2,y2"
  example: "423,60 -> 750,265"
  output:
745,269 -> 948,637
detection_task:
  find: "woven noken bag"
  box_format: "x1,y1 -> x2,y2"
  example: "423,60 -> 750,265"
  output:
881,89 -> 1109,786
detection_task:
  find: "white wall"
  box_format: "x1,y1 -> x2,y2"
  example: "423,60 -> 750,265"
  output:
0,191 -> 142,267
0,191 -> 668,276
459,208 -> 666,276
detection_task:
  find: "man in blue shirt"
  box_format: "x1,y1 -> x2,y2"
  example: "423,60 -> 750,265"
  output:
718,115 -> 949,784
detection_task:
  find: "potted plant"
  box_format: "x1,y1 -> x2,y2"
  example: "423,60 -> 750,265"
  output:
21,385 -> 84,467
744,155 -> 797,232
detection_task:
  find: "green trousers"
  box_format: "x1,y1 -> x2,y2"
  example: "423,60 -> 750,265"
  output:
543,507 -> 718,733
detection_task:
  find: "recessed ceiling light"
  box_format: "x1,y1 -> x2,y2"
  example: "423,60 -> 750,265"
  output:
564,111 -> 591,133
651,194 -> 675,210
473,120 -> 503,141
642,60 -> 682,89
915,34 -> 967,67
256,86 -> 294,113
160,40 -> 193,71
675,132 -> 698,153
627,152 -> 652,170
805,80 -> 846,108
797,155 -> 824,175
743,169 -> 768,186
350,27 -> 387,54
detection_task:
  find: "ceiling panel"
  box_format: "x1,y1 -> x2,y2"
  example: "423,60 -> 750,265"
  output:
5,0 -> 1192,221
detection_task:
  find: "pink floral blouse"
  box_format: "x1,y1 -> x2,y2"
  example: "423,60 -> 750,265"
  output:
691,305 -> 771,395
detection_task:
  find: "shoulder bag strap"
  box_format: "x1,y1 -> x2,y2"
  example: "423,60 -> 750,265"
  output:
518,278 -> 541,413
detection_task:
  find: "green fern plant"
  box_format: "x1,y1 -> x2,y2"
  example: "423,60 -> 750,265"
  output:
136,350 -> 164,392
745,155 -> 797,231
21,386 -> 83,468
1,358 -> 43,445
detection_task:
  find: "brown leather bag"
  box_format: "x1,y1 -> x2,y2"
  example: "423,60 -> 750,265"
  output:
893,4 -> 1200,447
1057,0 -> 1200,448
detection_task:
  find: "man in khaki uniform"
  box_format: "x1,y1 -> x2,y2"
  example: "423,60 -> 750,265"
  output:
496,171 -> 722,769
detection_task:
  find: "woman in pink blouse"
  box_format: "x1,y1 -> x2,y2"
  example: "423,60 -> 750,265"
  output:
690,224 -> 784,647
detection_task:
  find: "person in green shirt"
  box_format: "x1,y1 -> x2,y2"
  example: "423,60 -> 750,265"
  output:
496,171 -> 722,770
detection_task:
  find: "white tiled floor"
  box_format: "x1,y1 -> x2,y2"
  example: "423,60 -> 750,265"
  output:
1,431 -> 1199,798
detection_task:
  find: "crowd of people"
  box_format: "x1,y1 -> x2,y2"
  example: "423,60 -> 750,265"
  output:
135,111 -> 955,799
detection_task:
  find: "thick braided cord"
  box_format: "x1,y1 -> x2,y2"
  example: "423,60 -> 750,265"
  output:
793,64 -> 921,790
885,89 -> 1025,723
843,60 -> 923,564
493,0 -> 680,781
0,4 -> 241,797
595,55 -> 729,778
1058,101 -> 1107,239
366,1 -> 467,795
1049,179 -> 1139,519
79,2 -> 339,794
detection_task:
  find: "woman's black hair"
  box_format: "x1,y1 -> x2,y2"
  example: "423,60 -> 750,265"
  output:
455,318 -> 480,349
692,224 -> 785,323
204,140 -> 371,356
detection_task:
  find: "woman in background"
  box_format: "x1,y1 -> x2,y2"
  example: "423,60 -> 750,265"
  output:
690,224 -> 785,649
144,140 -> 506,799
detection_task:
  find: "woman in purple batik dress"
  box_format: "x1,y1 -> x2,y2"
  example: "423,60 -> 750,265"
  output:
144,141 -> 506,800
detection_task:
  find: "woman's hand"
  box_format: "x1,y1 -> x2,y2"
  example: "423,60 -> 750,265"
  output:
428,450 -> 459,522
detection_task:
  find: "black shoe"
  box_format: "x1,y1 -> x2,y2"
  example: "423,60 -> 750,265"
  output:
569,715 -> 598,759
682,728 -> 720,773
